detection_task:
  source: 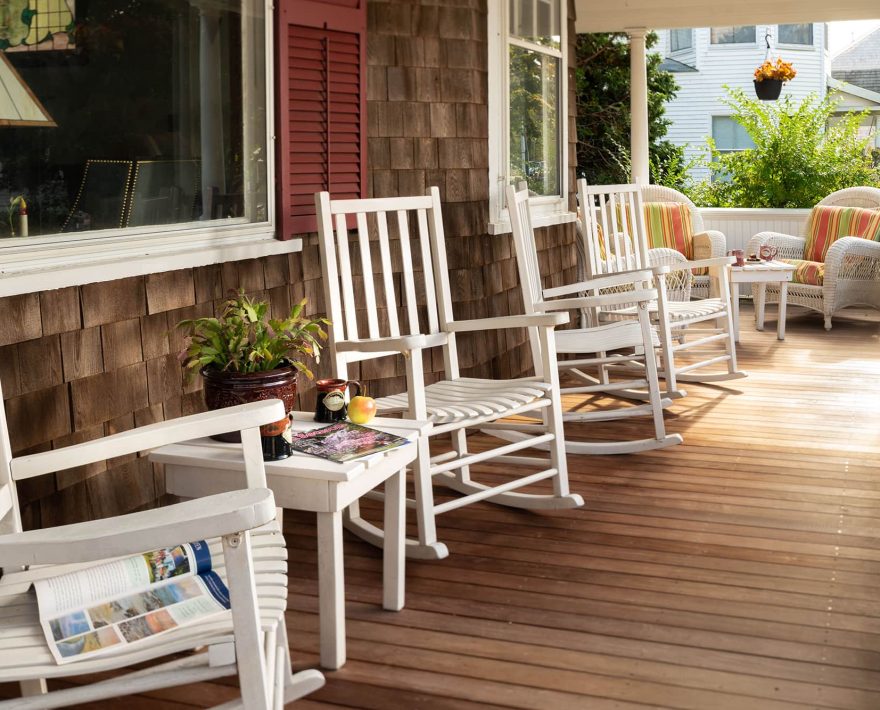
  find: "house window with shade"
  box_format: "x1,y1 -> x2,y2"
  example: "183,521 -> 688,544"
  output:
487,0 -> 572,234
710,26 -> 757,45
778,24 -> 813,46
670,28 -> 693,52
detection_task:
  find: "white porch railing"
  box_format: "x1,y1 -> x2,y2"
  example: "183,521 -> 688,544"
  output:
699,207 -> 812,297
700,207 -> 811,252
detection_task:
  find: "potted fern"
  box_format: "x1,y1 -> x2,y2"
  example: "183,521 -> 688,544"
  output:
177,290 -> 329,459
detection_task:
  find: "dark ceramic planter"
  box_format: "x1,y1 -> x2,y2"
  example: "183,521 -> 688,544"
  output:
201,365 -> 298,460
754,79 -> 783,101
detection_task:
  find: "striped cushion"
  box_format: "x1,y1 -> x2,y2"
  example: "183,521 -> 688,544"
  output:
780,258 -> 824,286
642,202 -> 695,259
804,206 -> 880,262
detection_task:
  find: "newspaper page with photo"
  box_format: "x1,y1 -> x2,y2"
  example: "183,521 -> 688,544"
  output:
34,541 -> 231,664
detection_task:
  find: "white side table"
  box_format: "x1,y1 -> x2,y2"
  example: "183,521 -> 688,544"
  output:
729,261 -> 796,342
150,413 -> 431,670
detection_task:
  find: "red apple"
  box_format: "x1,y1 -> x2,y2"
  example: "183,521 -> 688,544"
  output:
348,395 -> 377,425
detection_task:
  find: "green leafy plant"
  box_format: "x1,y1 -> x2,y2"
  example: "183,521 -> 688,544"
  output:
575,31 -> 683,185
177,291 -> 329,379
683,88 -> 880,208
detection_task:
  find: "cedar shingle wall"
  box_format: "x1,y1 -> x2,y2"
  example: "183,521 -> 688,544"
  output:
0,0 -> 579,529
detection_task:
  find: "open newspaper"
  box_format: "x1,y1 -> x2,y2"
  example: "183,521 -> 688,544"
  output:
35,540 -> 230,664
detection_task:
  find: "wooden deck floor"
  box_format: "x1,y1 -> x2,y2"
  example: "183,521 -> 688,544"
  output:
10,304 -> 880,709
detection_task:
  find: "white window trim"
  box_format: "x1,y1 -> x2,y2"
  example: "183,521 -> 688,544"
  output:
487,0 -> 574,236
0,0 -> 286,298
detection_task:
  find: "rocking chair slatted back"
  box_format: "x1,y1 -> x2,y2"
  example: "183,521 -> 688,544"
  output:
317,191 -> 446,346
0,395 -> 19,534
578,181 -> 652,279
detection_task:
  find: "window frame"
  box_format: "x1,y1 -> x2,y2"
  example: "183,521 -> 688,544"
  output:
0,0 -> 287,298
669,28 -> 693,53
711,115 -> 756,154
487,0 -> 574,235
776,23 -> 814,48
709,26 -> 758,46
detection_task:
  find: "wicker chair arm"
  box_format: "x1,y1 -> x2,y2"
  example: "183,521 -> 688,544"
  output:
648,248 -> 692,301
693,230 -> 726,259
824,237 -> 880,282
746,232 -> 806,261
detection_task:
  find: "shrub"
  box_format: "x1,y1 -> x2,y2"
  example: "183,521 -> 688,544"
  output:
681,88 -> 880,208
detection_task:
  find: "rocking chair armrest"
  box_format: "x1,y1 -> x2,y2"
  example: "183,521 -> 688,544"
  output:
11,400 -> 286,482
664,256 -> 734,273
0,488 -> 277,568
536,288 -> 658,312
446,313 -> 569,333
335,333 -> 449,354
542,268 -> 658,298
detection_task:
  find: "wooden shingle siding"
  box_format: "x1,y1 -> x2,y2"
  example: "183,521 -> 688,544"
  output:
0,0 -> 580,528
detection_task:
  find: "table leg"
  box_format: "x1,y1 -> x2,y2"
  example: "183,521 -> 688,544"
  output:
383,468 -> 406,612
778,280 -> 788,340
317,511 -> 345,670
731,281 -> 740,343
755,283 -> 766,331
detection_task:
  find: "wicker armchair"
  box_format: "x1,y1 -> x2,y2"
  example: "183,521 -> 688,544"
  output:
641,184 -> 727,299
747,187 -> 880,330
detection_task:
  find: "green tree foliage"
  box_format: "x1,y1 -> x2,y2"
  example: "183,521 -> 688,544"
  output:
688,88 -> 880,208
575,32 -> 684,186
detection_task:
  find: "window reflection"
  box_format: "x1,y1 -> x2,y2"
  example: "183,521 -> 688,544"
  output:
509,45 -> 559,196
0,0 -> 266,238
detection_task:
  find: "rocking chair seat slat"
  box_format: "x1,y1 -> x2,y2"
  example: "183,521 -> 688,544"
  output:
554,320 -> 658,354
601,297 -> 726,322
0,523 -> 286,682
375,377 -> 551,424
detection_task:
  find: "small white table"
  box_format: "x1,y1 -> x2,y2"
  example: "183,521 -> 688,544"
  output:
729,260 -> 796,342
150,413 -> 431,670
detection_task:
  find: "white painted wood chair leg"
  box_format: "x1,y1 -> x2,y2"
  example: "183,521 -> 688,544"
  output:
316,510 -> 345,670
19,680 -> 47,697
450,428 -> 471,484
755,283 -> 766,331
383,468 -> 405,612
778,280 -> 788,340
222,530 -> 271,710
730,280 -> 741,343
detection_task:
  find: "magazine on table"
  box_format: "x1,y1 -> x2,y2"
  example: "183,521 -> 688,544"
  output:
35,540 -> 230,664
288,422 -> 409,463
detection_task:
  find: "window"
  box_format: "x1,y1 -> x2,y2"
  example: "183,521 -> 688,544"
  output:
0,1 -> 268,240
712,116 -> 755,153
670,28 -> 693,52
778,24 -> 813,46
488,0 -> 572,233
710,26 -> 757,44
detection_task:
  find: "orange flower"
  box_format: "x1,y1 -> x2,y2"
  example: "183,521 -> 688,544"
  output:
754,58 -> 797,83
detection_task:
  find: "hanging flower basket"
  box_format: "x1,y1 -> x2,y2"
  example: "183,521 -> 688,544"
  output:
753,58 -> 796,101
753,79 -> 783,101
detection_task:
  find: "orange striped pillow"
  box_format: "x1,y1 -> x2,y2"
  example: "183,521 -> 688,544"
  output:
804,206 -> 880,262
641,202 -> 695,259
780,258 -> 824,287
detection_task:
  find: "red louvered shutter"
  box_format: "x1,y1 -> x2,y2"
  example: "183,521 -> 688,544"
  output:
276,0 -> 366,238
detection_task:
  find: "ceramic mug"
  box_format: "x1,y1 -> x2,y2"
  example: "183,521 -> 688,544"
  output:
759,244 -> 778,261
314,378 -> 362,423
728,249 -> 745,267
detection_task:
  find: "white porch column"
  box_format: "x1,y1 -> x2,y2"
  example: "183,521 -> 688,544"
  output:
627,27 -> 650,185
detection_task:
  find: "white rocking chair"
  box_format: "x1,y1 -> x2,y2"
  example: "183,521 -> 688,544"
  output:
577,180 -> 746,397
500,185 -> 681,454
316,187 -> 583,560
0,396 -> 324,709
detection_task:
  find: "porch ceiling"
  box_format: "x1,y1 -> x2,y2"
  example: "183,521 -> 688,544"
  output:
575,0 -> 880,32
